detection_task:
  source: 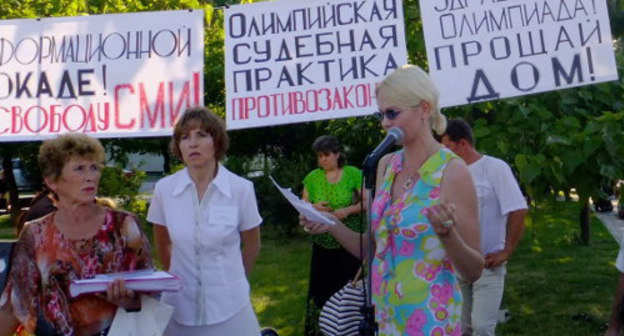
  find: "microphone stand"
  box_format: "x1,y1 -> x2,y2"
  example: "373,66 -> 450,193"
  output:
359,154 -> 378,336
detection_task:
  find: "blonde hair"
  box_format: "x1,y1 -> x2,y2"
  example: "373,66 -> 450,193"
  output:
376,65 -> 447,135
96,197 -> 118,209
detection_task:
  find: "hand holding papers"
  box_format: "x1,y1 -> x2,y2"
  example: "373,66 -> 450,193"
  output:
269,176 -> 335,226
69,270 -> 182,297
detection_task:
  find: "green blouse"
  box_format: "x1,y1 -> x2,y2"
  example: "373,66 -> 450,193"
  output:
302,165 -> 364,249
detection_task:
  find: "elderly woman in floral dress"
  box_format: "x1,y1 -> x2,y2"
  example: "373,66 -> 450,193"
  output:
0,133 -> 152,336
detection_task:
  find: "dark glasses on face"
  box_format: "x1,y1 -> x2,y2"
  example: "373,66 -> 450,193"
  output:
372,108 -> 402,121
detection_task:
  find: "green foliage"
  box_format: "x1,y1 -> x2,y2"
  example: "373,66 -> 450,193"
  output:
98,166 -> 146,215
609,0 -> 624,37
403,0 -> 426,66
0,0 -> 211,19
125,198 -> 149,225
229,122 -> 321,158
99,166 -> 144,199
204,7 -> 227,110
459,57 -> 624,242
461,49 -> 624,207
170,162 -> 186,173
226,153 -> 314,236
326,117 -> 387,167
0,214 -> 15,239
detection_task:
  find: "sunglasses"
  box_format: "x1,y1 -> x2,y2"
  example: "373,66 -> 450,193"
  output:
372,108 -> 403,121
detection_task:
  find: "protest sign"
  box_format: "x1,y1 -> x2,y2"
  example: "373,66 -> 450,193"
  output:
420,0 -> 619,107
224,0 -> 408,130
0,10 -> 204,141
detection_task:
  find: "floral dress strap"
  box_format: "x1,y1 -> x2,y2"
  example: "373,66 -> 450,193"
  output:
370,151 -> 403,232
370,151 -> 404,266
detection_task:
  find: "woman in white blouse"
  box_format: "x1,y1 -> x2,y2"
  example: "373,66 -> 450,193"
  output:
147,107 -> 262,336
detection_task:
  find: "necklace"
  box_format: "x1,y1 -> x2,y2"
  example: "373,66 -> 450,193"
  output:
401,143 -> 440,191
403,171 -> 420,191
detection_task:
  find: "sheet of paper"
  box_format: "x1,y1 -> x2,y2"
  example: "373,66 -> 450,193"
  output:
94,270 -> 173,280
108,295 -> 174,336
269,176 -> 335,226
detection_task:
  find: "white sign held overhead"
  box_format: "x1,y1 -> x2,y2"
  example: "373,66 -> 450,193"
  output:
419,0 -> 619,108
0,10 -> 204,142
224,0 -> 408,130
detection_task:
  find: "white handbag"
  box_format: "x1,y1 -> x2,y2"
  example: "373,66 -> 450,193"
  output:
107,295 -> 174,336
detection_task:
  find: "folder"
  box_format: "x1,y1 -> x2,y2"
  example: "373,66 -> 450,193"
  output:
69,270 -> 182,298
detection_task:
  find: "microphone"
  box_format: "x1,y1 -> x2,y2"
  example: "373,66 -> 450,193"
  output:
362,127 -> 404,171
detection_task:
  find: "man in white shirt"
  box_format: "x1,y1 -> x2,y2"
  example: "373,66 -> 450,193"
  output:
442,119 -> 528,336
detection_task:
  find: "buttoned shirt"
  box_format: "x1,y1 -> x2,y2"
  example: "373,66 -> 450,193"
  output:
147,165 -> 262,325
469,155 -> 528,255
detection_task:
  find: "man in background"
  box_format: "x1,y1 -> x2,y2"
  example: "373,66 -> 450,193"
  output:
442,119 -> 528,336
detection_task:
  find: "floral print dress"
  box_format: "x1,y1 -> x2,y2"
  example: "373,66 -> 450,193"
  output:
371,148 -> 462,336
0,209 -> 152,336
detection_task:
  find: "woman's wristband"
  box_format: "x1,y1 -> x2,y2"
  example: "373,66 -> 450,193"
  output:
125,306 -> 141,313
124,296 -> 142,312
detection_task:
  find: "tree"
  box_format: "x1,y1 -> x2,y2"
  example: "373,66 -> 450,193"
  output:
443,9 -> 624,244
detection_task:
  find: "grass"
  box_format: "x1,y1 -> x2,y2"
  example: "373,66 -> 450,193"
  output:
497,200 -> 619,336
249,233 -> 311,335
251,200 -> 622,336
0,214 -> 15,239
1,200 -> 621,336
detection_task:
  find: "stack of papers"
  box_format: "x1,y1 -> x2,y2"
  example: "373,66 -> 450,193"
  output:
269,176 -> 335,226
69,270 -> 182,297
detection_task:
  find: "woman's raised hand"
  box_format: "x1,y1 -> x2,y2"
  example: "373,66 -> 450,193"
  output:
424,201 -> 457,238
299,214 -> 335,234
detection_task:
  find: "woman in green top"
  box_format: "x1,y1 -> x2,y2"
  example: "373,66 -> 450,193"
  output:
302,135 -> 366,336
